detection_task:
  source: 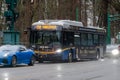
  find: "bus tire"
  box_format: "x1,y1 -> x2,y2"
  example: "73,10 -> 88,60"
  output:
95,51 -> 100,60
39,59 -> 43,63
68,53 -> 72,63
75,53 -> 80,62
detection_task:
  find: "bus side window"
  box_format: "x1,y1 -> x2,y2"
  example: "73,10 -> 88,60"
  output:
63,32 -> 67,46
63,32 -> 74,46
99,35 -> 104,45
81,33 -> 87,46
88,34 -> 93,46
93,34 -> 98,45
74,34 -> 80,46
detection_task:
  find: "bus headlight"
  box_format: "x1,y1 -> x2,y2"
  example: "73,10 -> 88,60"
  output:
112,49 -> 119,56
55,49 -> 62,53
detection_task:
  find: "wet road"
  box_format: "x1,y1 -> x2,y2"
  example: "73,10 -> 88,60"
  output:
0,58 -> 120,80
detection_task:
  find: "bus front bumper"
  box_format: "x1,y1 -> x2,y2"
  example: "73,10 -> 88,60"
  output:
36,54 -> 62,61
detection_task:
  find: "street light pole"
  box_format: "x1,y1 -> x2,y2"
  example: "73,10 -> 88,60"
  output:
76,0 -> 79,21
107,13 -> 120,44
107,13 -> 111,44
44,0 -> 48,19
3,0 -> 19,44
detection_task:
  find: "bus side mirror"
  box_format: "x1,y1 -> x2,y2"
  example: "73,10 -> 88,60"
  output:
24,30 -> 28,34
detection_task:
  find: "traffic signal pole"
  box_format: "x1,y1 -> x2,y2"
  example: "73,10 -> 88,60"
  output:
107,13 -> 120,44
3,0 -> 19,44
76,7 -> 79,21
4,0 -> 17,31
107,13 -> 111,44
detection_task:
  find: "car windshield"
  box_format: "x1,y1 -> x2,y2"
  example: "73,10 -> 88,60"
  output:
0,45 -> 19,51
106,44 -> 119,50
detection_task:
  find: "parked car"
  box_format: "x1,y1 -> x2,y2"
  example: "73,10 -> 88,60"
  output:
0,45 -> 35,67
105,44 -> 120,58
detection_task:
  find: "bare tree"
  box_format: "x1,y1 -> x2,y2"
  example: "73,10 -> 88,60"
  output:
109,0 -> 120,13
97,0 -> 108,29
15,0 -> 34,45
15,0 -> 120,44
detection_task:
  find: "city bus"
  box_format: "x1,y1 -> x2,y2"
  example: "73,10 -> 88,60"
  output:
29,20 -> 106,62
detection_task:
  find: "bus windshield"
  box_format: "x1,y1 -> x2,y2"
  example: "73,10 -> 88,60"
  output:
30,31 -> 61,46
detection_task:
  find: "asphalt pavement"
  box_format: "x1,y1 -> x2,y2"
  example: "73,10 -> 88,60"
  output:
0,58 -> 120,80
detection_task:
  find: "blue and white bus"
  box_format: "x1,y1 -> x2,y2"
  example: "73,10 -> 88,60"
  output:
29,20 -> 106,62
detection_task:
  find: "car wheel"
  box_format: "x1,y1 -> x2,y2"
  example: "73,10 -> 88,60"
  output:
68,53 -> 72,63
11,56 -> 17,67
28,56 -> 35,66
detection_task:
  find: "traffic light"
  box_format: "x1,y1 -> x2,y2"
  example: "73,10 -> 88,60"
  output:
4,10 -> 14,23
5,0 -> 17,5
5,0 -> 11,4
4,0 -> 18,31
4,10 -> 13,17
3,0 -> 20,45
5,0 -> 17,10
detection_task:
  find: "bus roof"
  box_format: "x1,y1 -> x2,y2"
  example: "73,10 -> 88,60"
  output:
32,20 -> 105,31
32,20 -> 83,27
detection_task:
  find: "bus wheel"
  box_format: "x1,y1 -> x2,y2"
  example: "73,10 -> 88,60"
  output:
75,53 -> 80,61
95,51 -> 100,60
68,53 -> 72,63
39,59 -> 43,63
